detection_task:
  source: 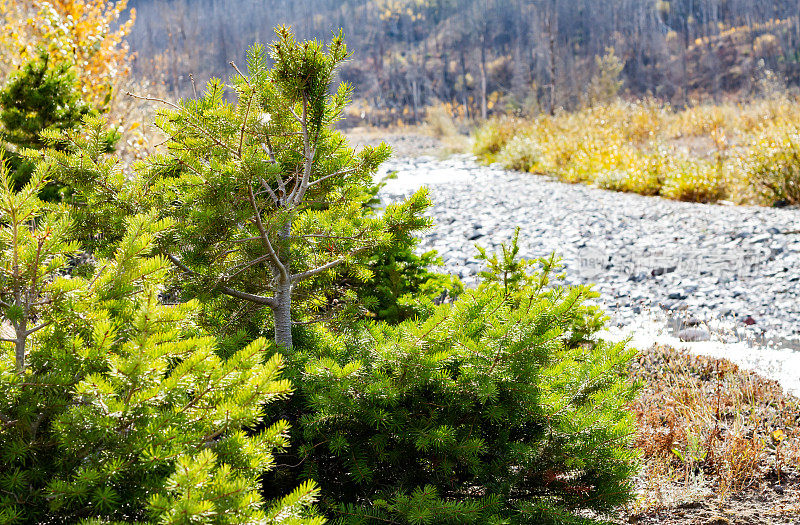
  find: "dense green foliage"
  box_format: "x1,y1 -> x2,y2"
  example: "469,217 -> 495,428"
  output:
0,51 -> 112,200
0,165 -> 323,524
135,29 -> 429,348
357,242 -> 462,323
353,178 -> 462,323
265,240 -> 638,524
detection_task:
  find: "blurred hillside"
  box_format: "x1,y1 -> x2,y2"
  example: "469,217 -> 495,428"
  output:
126,0 -> 800,124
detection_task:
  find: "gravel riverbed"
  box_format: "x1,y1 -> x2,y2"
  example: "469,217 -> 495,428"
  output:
378,154 -> 800,393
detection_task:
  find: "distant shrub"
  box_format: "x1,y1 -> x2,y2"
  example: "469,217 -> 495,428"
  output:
743,127 -> 800,205
266,241 -> 639,524
424,103 -> 458,138
497,133 -> 542,172
661,161 -> 728,202
473,117 -> 524,159
595,168 -> 660,196
470,97 -> 800,204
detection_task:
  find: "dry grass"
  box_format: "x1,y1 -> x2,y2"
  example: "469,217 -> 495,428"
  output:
474,97 -> 800,204
625,345 -> 800,521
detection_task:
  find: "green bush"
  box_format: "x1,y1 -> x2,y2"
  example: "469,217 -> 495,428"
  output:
744,127 -> 800,205
357,243 -> 463,323
351,177 -> 463,324
266,242 -> 639,524
0,166 -> 323,524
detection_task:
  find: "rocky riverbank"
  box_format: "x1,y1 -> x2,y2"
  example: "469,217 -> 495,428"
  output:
378,154 -> 800,393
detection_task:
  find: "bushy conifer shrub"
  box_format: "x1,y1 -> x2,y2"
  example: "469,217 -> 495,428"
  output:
351,177 -> 463,323
17,28 -> 641,524
266,238 -> 639,524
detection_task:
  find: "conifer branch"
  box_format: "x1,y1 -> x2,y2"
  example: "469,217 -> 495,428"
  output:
289,94 -> 318,205
0,412 -> 15,427
127,92 -> 239,158
25,322 -> 51,337
257,176 -> 280,205
247,184 -> 288,280
307,165 -> 359,187
291,257 -> 346,283
238,91 -> 253,157
167,254 -> 277,307
228,61 -> 249,85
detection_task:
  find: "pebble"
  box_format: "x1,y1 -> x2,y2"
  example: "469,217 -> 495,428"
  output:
379,155 -> 800,346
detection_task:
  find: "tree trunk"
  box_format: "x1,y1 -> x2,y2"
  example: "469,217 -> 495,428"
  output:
273,221 -> 293,349
547,10 -> 557,116
460,49 -> 469,118
479,36 -> 488,120
14,320 -> 26,373
272,279 -> 293,349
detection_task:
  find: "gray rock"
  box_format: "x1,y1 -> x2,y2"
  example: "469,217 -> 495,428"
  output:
679,328 -> 711,342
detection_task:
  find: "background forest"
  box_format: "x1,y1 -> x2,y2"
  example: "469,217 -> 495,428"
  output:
126,0 -> 800,123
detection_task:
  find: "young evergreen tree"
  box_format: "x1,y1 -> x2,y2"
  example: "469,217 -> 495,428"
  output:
587,47 -> 625,107
0,162 -> 324,524
352,176 -> 463,323
140,27 -> 429,348
0,51 -> 109,200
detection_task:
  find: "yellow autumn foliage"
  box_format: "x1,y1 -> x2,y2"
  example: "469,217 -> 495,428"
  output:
474,96 -> 800,205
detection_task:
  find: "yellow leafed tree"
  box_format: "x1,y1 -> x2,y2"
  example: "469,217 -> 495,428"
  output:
0,0 -> 135,109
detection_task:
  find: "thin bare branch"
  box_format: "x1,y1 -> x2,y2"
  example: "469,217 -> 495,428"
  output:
189,74 -> 198,99
247,184 -> 288,280
229,61 -> 250,86
166,254 -> 277,308
25,322 -> 51,337
217,286 -> 277,308
238,91 -> 254,157
288,94 -> 318,206
128,91 -> 240,158
291,257 -> 346,283
257,176 -> 280,205
126,91 -> 182,111
307,166 -> 359,188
